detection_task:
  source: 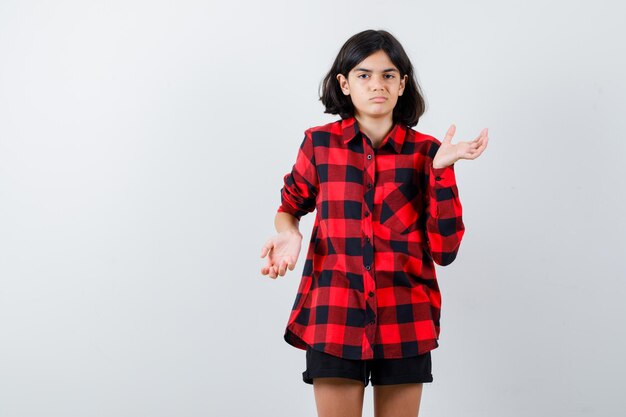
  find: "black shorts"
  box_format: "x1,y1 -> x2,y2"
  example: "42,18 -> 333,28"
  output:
302,345 -> 434,387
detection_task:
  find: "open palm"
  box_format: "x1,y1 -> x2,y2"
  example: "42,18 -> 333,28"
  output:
432,124 -> 489,169
260,231 -> 302,279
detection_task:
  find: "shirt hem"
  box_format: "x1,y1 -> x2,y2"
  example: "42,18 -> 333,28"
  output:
283,326 -> 439,360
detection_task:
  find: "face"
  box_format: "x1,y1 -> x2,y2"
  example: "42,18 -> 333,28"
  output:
336,49 -> 408,121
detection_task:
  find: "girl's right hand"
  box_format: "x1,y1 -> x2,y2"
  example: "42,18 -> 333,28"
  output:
260,230 -> 303,279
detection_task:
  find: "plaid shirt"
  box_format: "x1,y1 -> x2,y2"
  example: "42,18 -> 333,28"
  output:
277,116 -> 465,360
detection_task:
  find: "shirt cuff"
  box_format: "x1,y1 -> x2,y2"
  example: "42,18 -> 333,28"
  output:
429,163 -> 457,189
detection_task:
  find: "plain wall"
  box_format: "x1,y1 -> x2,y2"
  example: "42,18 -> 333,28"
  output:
1,0 -> 624,416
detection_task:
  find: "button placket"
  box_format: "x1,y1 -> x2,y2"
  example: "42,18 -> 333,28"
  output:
363,146 -> 375,273
360,134 -> 378,358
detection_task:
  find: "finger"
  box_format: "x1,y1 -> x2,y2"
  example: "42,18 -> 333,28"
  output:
443,123 -> 456,144
475,142 -> 488,157
469,129 -> 486,144
471,142 -> 484,152
270,265 -> 277,279
288,256 -> 296,270
460,141 -> 478,152
260,240 -> 274,258
470,150 -> 480,159
476,135 -> 489,152
462,147 -> 480,159
278,259 -> 287,276
467,138 -> 488,158
469,128 -> 486,144
262,266 -> 274,277
472,134 -> 486,148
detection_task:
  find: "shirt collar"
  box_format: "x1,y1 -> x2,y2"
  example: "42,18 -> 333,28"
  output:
341,116 -> 407,153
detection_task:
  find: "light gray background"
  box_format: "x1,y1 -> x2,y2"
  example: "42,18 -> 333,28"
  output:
1,0 -> 624,416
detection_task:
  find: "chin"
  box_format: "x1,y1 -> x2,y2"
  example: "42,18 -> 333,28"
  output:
366,109 -> 392,118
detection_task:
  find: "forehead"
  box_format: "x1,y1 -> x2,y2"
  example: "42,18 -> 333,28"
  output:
351,50 -> 398,72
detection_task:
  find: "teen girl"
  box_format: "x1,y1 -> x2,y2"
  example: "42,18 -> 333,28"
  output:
260,29 -> 489,417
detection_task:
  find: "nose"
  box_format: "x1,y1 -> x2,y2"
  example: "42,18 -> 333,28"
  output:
370,74 -> 385,91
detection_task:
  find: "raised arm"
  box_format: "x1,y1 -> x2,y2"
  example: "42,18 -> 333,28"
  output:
422,140 -> 465,266
422,124 -> 488,266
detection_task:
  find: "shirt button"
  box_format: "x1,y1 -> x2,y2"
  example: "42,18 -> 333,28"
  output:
366,236 -> 370,242
364,211 -> 370,217
367,183 -> 373,188
368,291 -> 375,297
435,176 -> 441,180
367,154 -> 372,160
365,265 -> 371,270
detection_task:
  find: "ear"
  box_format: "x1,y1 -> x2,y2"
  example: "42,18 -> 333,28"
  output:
399,74 -> 408,96
336,73 -> 350,95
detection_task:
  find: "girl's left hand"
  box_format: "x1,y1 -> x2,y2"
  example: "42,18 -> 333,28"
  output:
432,124 -> 489,169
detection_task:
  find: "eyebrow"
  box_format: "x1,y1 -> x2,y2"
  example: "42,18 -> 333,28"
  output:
353,67 -> 399,73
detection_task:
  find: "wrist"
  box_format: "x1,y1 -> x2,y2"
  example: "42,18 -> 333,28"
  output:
280,228 -> 302,238
432,158 -> 456,169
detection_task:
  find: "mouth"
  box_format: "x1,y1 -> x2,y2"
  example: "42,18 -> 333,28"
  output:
371,97 -> 387,102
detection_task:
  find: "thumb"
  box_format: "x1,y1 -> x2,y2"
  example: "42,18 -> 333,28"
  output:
443,123 -> 456,145
260,240 -> 275,257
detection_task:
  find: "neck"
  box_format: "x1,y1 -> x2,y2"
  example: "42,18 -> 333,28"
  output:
354,113 -> 394,147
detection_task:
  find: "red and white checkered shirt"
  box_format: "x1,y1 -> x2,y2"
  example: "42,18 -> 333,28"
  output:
277,116 -> 465,360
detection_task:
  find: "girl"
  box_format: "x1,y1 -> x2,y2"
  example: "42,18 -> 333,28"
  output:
260,29 -> 488,417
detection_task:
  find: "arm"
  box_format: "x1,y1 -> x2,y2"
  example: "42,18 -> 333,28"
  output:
423,140 -> 465,266
277,130 -> 319,221
260,131 -> 318,278
274,211 -> 302,235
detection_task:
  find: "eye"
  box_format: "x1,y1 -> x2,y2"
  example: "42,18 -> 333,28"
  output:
357,74 -> 369,79
385,74 -> 395,79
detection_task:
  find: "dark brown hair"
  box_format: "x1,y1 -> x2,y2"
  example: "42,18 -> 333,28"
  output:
319,29 -> 426,127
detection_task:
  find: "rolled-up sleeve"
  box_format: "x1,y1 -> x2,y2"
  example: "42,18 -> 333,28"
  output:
277,130 -> 319,220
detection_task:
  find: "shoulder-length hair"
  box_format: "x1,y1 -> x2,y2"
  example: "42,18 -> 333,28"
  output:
319,29 -> 426,127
